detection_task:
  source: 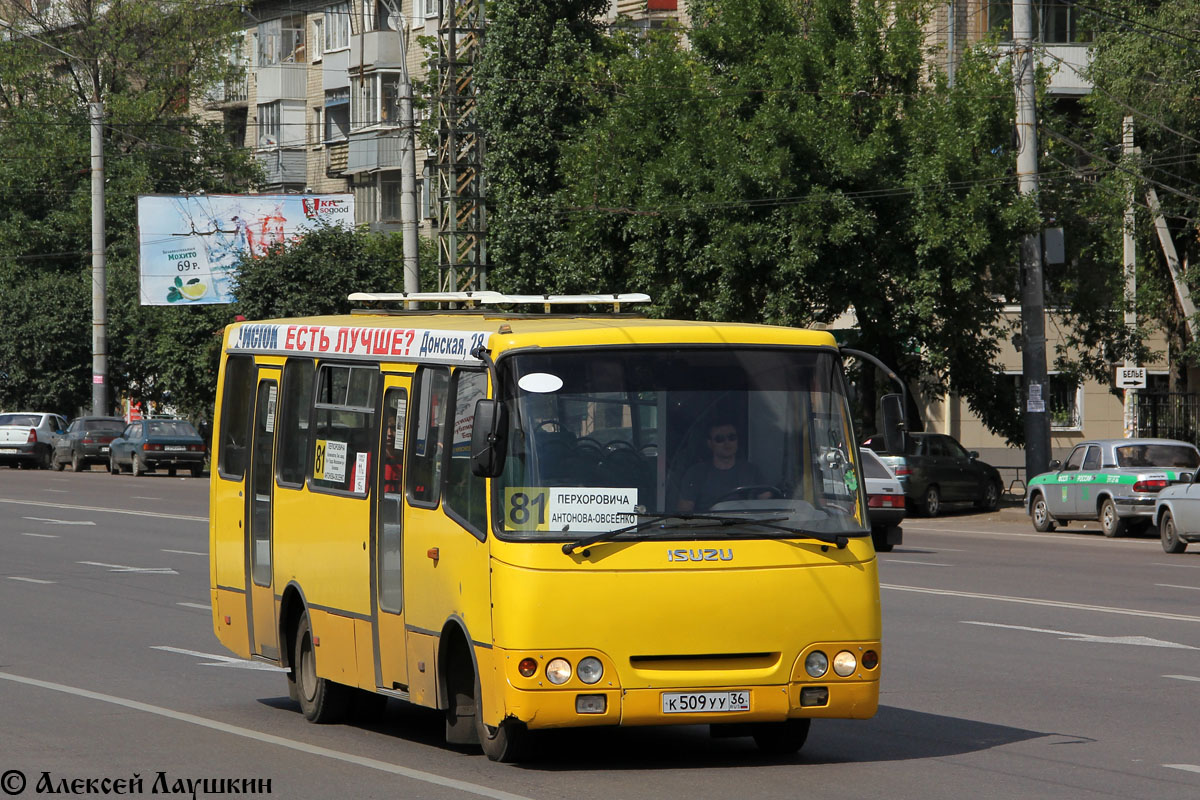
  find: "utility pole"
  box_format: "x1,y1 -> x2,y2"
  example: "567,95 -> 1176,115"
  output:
90,96 -> 108,417
1122,116 -> 1137,437
1014,0 -> 1050,477
381,0 -> 420,299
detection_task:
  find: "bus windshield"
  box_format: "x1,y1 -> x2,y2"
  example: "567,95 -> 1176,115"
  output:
495,347 -> 866,540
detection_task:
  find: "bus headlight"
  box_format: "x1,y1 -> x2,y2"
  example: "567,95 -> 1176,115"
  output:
832,651 -> 857,677
577,657 -> 603,684
805,651 -> 829,678
546,658 -> 572,685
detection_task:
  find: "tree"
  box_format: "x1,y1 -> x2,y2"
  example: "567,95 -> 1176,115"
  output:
0,0 -> 260,417
482,0 -> 1034,441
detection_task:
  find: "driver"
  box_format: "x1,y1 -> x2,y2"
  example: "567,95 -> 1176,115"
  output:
677,421 -> 772,513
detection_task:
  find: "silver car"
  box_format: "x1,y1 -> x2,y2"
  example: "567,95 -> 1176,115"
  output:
0,411 -> 68,470
1026,438 -> 1200,537
1154,469 -> 1200,553
860,448 -> 904,552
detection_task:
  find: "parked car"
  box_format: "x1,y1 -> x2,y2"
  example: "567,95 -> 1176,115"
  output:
109,418 -> 207,477
860,448 -> 904,552
1154,468 -> 1200,553
1026,438 -> 1200,538
863,432 -> 1003,516
52,415 -> 126,472
0,412 -> 68,470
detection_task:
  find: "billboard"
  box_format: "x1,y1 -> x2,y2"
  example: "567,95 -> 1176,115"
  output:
137,193 -> 355,306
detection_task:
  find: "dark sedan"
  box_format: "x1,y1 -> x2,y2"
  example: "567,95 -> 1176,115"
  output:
109,418 -> 207,477
52,416 -> 126,472
863,432 -> 1003,517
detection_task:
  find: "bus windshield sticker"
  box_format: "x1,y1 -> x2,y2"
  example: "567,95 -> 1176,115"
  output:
504,487 -> 638,533
353,452 -> 369,494
229,323 -> 489,364
315,439 -> 348,483
517,373 -> 564,394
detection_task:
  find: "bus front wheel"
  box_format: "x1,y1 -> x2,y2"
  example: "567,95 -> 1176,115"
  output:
752,719 -> 811,755
476,684 -> 529,763
294,611 -> 348,723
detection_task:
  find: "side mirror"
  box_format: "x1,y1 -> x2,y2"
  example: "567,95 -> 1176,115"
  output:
969,450 -> 979,459
879,393 -> 906,454
1048,459 -> 1062,471
470,399 -> 508,478
1179,471 -> 1195,484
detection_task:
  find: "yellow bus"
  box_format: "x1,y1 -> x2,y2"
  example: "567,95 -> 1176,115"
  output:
209,292 -> 883,761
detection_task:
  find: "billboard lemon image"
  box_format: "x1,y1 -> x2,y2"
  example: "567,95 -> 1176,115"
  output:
180,280 -> 207,300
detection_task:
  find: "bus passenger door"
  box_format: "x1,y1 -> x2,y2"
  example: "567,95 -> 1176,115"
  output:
248,374 -> 280,659
374,380 -> 410,691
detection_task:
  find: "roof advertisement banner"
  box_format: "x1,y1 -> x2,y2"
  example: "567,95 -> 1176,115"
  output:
136,193 -> 355,306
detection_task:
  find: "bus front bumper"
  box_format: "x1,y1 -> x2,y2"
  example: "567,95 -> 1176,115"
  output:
499,680 -> 879,731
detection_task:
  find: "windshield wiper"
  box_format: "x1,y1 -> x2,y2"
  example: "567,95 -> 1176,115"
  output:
721,519 -> 856,549
561,513 -> 787,555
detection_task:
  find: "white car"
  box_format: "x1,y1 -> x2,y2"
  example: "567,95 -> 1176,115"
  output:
860,448 -> 904,552
0,411 -> 68,470
1154,468 -> 1200,553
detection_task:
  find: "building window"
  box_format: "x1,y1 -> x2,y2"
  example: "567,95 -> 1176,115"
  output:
325,89 -> 350,141
312,106 -> 323,145
312,18 -> 324,61
1008,372 -> 1083,431
352,72 -> 402,130
258,101 -> 281,147
381,173 -> 403,221
325,2 -> 351,51
987,2 -> 1092,43
258,15 -> 306,65
424,0 -> 438,18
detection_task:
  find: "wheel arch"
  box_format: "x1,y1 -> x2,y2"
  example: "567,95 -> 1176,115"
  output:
436,614 -> 482,713
277,580 -> 309,673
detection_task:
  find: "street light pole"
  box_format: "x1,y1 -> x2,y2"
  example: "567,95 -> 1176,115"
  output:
382,0 -> 420,300
91,96 -> 108,416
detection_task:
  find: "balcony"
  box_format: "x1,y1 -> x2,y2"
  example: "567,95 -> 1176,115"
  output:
345,129 -> 407,175
350,30 -> 405,70
326,141 -> 349,177
256,64 -> 307,104
256,146 -> 307,188
203,77 -> 249,108
1042,43 -> 1091,96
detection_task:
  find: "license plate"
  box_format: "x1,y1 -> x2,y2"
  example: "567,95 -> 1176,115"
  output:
163,445 -> 186,452
0,448 -> 18,454
100,446 -> 109,453
662,691 -> 750,714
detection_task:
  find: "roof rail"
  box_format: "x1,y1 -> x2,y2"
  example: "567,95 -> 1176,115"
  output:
347,291 -> 652,312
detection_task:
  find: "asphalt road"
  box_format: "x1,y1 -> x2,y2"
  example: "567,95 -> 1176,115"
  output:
2,469 -> 1200,800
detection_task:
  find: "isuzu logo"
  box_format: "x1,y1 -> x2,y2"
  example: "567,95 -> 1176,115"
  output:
667,548 -> 733,562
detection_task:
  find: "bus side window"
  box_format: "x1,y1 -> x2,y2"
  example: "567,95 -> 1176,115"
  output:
311,363 -> 378,494
277,358 -> 315,487
444,369 -> 487,535
407,366 -> 449,507
218,355 -> 255,479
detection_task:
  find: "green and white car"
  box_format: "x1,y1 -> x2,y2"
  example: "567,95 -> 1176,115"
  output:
1026,438 -> 1200,537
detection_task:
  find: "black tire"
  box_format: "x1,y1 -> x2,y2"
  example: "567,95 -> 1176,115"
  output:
1030,493 -> 1056,532
475,675 -> 528,762
52,454 -> 64,471
1099,498 -> 1126,538
976,480 -> 1001,511
752,719 -> 811,755
131,454 -> 143,477
168,467 -> 177,477
294,611 -> 349,723
109,455 -> 119,475
1161,510 -> 1187,554
38,447 -> 52,470
922,485 -> 941,517
871,527 -> 894,553
190,464 -> 204,478
71,452 -> 84,472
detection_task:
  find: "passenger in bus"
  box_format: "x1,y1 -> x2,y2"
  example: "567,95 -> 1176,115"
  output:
383,412 -> 402,494
676,421 -> 772,512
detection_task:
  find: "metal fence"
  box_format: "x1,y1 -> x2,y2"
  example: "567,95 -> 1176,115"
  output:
1135,393 -> 1200,446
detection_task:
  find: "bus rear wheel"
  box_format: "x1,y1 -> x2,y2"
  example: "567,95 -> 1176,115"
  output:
294,611 -> 348,723
752,718 -> 811,755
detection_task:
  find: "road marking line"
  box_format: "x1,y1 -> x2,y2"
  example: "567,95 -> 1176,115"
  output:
1164,675 -> 1200,683
7,577 -> 55,584
1,498 -> 204,523
883,583 -> 1200,623
883,559 -> 952,567
23,517 -> 95,526
1152,562 -> 1200,569
177,602 -> 211,610
1156,583 -> 1200,592
904,525 -> 1145,545
162,549 -> 206,556
0,671 -> 533,800
152,646 -> 288,671
132,496 -> 161,500
21,533 -> 59,539
78,561 -> 178,575
43,489 -> 68,493
1164,764 -> 1200,774
963,621 -> 1199,649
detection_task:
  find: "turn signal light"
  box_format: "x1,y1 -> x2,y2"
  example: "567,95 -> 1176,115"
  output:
862,650 -> 879,670
26,428 -> 37,444
517,657 -> 538,678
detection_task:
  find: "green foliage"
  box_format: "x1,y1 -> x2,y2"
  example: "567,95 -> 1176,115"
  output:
482,0 -> 1031,441
231,226 -> 410,321
0,0 -> 260,418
